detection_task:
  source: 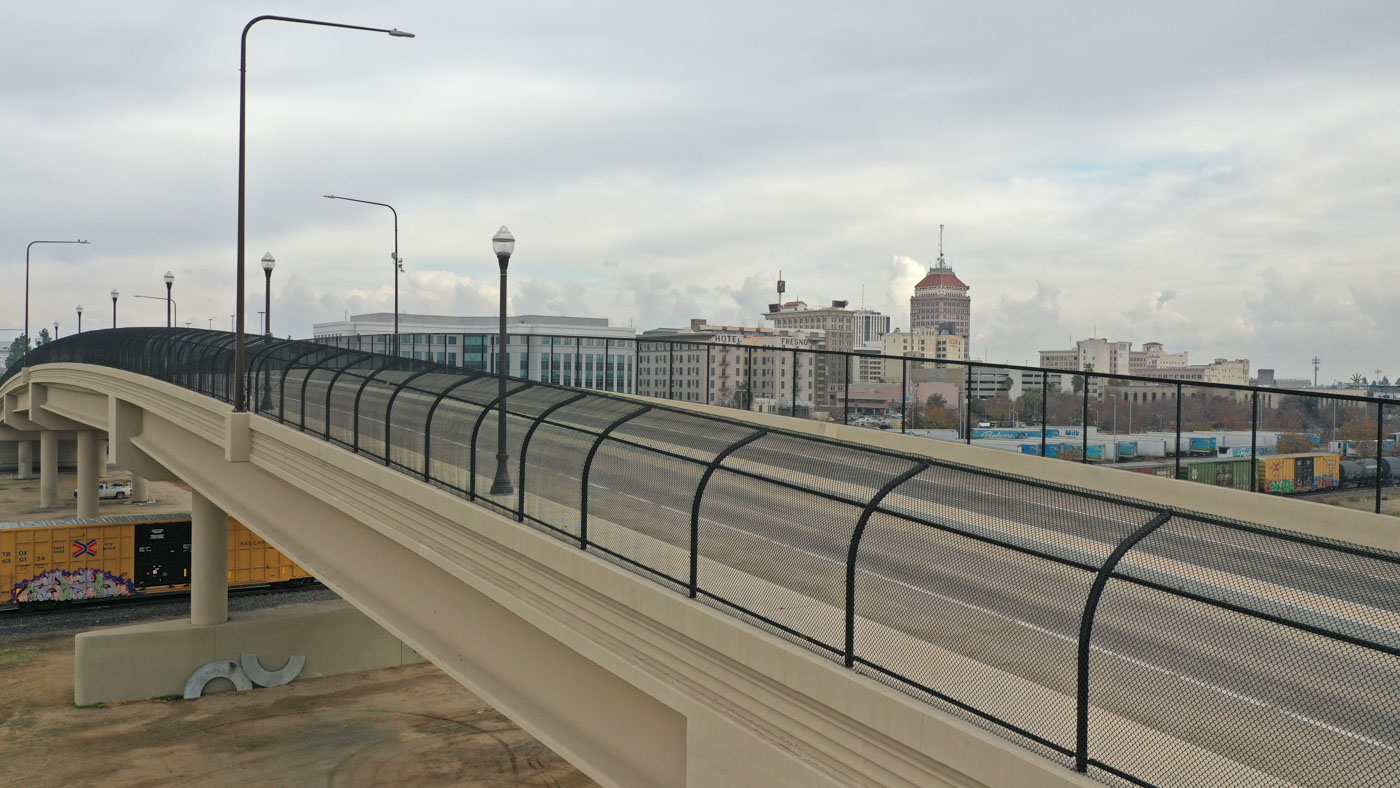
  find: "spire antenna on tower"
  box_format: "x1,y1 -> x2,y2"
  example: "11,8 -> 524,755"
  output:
935,224 -> 946,271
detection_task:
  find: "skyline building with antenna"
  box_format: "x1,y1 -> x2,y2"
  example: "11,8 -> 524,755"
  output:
910,225 -> 971,339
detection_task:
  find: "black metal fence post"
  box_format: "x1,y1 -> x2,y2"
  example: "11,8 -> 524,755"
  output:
1377,403 -> 1386,514
1250,391 -> 1260,492
900,358 -> 907,434
1081,376 -> 1090,463
575,339 -> 582,389
1041,371 -> 1049,458
517,393 -> 586,520
844,353 -> 851,425
1175,382 -> 1184,478
1076,511 -> 1173,772
705,343 -> 712,405
845,461 -> 929,667
667,342 -> 674,400
689,430 -> 766,598
745,345 -> 754,411
579,407 -> 650,550
604,338 -> 611,393
965,363 -> 974,444
792,348 -> 799,418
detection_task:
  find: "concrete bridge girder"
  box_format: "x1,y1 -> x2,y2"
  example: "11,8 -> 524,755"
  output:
0,362 -> 1101,788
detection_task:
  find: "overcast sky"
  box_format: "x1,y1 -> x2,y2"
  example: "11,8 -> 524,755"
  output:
4,2 -> 1397,380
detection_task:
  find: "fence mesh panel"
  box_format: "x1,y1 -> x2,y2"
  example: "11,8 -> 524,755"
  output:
9,328 -> 1400,788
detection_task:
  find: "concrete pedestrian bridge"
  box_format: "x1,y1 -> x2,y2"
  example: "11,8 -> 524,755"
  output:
3,328 -> 1398,788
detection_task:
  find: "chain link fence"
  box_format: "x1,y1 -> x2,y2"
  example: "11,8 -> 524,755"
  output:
7,328 -> 1400,787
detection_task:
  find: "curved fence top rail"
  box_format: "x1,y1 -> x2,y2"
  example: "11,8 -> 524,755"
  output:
8,327 -> 1400,788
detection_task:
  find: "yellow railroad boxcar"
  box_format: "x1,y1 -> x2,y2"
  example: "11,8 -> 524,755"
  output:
1257,452 -> 1341,494
2,513 -> 310,606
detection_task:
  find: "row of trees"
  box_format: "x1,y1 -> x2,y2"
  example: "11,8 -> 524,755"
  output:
2,331 -> 53,372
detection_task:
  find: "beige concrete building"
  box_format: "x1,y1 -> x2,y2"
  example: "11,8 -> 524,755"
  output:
762,299 -> 888,410
636,321 -> 819,412
1130,341 -> 1190,373
881,328 -> 968,383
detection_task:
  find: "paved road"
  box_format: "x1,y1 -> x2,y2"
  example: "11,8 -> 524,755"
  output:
261,369 -> 1400,786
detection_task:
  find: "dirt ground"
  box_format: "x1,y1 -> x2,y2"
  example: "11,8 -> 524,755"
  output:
0,472 -> 594,786
0,468 -> 193,523
0,630 -> 594,787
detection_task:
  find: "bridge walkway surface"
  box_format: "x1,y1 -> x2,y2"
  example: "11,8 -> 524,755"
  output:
3,328 -> 1398,788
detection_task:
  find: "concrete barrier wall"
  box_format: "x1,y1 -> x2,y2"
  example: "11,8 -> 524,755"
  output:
74,600 -> 424,705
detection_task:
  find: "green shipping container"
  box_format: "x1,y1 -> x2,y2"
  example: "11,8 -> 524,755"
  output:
1179,458 -> 1254,491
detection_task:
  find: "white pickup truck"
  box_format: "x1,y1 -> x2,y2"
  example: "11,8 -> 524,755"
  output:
74,481 -> 134,500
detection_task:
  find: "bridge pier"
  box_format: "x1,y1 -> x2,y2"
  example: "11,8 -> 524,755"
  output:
38,430 -> 58,508
131,474 -> 148,502
76,431 -> 101,518
191,490 -> 228,626
16,439 -> 32,479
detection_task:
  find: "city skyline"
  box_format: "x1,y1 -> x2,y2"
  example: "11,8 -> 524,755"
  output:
3,2 -> 1398,380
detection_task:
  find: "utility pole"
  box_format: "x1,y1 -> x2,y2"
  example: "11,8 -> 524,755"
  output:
1312,356 -> 1321,387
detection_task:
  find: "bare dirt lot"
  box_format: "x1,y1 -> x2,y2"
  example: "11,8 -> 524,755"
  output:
0,469 -> 193,523
0,472 -> 594,786
0,628 -> 594,787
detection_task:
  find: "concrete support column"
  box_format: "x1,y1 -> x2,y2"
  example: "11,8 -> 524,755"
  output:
76,431 -> 101,519
39,431 -> 58,508
16,440 -> 33,479
190,491 -> 228,626
131,475 -> 149,502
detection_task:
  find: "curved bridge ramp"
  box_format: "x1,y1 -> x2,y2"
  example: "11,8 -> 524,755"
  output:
6,328 -> 1399,788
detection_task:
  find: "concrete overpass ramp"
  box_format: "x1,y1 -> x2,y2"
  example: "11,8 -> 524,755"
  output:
4,328 -> 1399,788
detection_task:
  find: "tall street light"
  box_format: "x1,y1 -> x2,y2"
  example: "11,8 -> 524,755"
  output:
261,253 -> 275,336
133,294 -> 177,326
25,239 -> 90,360
234,16 -> 415,414
322,195 -> 401,356
53,321 -> 60,340
489,226 -> 516,497
111,289 -> 119,329
76,305 -> 83,334
163,271 -> 175,327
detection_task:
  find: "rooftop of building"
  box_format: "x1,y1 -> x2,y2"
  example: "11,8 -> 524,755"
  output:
339,312 -> 614,328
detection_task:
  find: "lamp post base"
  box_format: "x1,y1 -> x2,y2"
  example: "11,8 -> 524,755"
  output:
489,461 -> 514,497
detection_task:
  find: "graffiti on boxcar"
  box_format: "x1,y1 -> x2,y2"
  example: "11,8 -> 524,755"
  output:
10,567 -> 136,603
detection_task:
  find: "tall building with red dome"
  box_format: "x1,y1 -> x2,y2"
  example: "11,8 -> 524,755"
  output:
909,236 -> 970,339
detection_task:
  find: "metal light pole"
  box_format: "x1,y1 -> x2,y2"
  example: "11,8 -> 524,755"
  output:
53,321 -> 59,340
111,289 -> 119,328
261,253 -> 275,336
234,16 -> 415,414
489,226 -> 516,497
133,294 -> 177,325
24,239 -> 90,360
322,195 -> 401,355
76,305 -> 83,334
163,271 -> 174,327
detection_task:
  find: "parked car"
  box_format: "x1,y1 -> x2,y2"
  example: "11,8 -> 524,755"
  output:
73,481 -> 134,500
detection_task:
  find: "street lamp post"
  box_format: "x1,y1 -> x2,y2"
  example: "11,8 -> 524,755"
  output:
234,16 -> 414,413
24,239 -> 90,359
261,253 -> 275,336
133,294 -> 177,326
489,226 -> 516,497
163,272 -> 174,328
111,289 -> 118,329
322,195 -> 401,356
76,305 -> 83,334
53,321 -> 59,340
